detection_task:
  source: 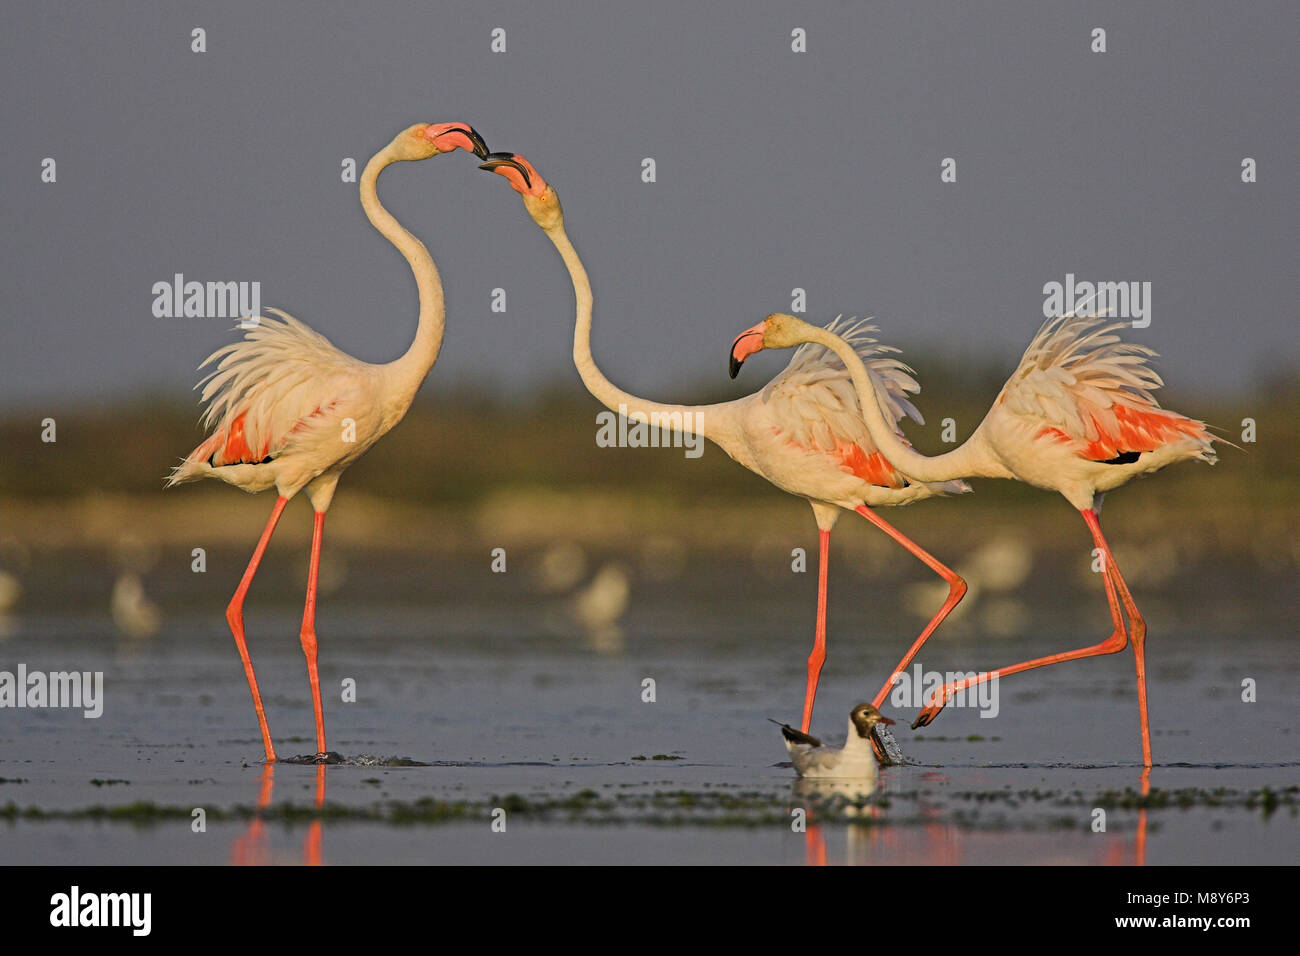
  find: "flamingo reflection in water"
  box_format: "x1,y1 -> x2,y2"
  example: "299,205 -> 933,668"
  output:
231,764 -> 327,866
796,767 -> 1150,865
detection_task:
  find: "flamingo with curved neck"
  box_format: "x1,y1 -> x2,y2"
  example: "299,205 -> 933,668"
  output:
481,152 -> 971,741
167,122 -> 489,762
732,312 -> 1219,766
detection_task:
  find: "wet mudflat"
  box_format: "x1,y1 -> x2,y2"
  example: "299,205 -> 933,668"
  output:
1,539 -> 1296,865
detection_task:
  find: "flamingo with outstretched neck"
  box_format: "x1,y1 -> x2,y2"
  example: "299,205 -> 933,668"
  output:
478,151 -> 969,737
167,122 -> 489,762
729,312 -> 1219,766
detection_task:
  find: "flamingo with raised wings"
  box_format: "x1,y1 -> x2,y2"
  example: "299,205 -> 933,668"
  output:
166,122 -> 489,763
478,151 -> 970,738
730,312 -> 1219,766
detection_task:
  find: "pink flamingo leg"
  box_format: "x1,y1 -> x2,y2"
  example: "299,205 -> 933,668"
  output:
299,510 -> 328,756
852,505 -> 968,710
912,560 -> 1126,722
911,511 -> 1128,726
226,495 -> 289,763
912,509 -> 1152,765
1084,509 -> 1150,766
801,529 -> 831,733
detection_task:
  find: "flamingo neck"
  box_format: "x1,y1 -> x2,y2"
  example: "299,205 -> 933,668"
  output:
799,324 -> 1003,483
543,220 -> 720,441
361,148 -> 446,397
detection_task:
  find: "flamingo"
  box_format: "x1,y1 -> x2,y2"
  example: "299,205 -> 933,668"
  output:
166,122 -> 490,763
477,151 -> 970,737
730,312 -> 1219,766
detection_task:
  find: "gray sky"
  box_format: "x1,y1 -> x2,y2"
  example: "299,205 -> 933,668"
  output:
3,1 -> 1296,411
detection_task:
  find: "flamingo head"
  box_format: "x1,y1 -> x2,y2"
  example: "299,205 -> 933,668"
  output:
728,313 -> 818,378
478,152 -> 562,229
394,123 -> 489,162
849,702 -> 895,739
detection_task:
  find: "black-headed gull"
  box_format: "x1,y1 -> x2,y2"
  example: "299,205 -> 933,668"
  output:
771,703 -> 895,778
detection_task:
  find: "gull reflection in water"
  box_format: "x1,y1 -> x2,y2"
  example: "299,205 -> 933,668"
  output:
792,776 -> 880,867
794,765 -> 1149,866
792,770 -> 961,866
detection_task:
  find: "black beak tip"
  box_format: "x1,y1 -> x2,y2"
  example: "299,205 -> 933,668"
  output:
729,355 -> 742,379
477,152 -> 532,189
449,126 -> 490,160
478,151 -> 517,171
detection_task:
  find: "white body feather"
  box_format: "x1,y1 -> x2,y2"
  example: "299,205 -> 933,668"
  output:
711,317 -> 970,520
166,127 -> 453,515
784,713 -> 879,780
166,310 -> 421,509
966,314 -> 1218,509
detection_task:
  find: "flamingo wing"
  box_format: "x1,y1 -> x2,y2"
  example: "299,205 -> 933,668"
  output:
760,317 -> 925,488
168,310 -> 369,483
998,314 -> 1215,462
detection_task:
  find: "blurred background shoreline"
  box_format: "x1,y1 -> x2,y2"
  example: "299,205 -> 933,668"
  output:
4,365 -> 1295,532
2,370 -> 1295,645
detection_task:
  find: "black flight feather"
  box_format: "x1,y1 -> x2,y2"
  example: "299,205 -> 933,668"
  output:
768,718 -> 821,748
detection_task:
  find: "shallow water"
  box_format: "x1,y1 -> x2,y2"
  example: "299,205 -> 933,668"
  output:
1,548 -> 1296,865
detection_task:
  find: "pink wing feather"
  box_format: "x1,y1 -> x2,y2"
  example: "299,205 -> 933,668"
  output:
167,309 -> 367,485
762,317 -> 966,492
998,314 -> 1216,463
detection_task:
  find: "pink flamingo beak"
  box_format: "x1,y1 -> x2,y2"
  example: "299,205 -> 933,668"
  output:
478,152 -> 549,197
729,323 -> 767,378
422,123 -> 490,159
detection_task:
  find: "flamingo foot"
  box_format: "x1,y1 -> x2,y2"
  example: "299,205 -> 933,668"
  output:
911,682 -> 961,728
280,751 -> 345,765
